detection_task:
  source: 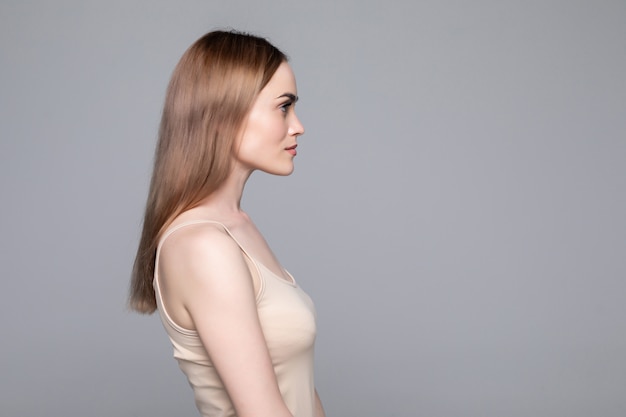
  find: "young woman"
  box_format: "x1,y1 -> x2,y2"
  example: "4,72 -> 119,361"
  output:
129,30 -> 325,417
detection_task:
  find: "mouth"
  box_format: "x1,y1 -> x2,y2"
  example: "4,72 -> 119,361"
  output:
285,144 -> 297,156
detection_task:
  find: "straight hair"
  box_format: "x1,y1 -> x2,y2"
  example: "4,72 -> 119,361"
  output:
129,30 -> 287,313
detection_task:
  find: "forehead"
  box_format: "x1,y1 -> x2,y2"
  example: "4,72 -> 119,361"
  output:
259,62 -> 297,97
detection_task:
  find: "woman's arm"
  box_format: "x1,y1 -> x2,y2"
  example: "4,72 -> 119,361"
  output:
162,226 -> 293,417
315,389 -> 326,417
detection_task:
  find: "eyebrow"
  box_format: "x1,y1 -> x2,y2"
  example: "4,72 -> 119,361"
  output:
276,93 -> 299,102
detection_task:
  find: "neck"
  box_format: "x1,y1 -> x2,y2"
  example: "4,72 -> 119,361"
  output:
198,164 -> 253,215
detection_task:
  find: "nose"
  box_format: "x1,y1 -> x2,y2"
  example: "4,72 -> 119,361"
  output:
288,113 -> 305,137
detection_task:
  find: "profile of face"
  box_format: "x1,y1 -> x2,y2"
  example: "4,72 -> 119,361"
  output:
235,62 -> 305,176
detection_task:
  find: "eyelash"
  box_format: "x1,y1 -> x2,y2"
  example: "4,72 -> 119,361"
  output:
279,101 -> 293,113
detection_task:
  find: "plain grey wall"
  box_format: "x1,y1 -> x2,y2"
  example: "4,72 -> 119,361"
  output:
1,1 -> 625,416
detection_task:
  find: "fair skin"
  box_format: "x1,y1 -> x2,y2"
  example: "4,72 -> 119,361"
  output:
158,62 -> 325,417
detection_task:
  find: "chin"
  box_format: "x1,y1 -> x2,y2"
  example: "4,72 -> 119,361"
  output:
275,167 -> 295,176
263,163 -> 294,176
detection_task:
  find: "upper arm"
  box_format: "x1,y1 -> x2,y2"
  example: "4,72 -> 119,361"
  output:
161,226 -> 292,417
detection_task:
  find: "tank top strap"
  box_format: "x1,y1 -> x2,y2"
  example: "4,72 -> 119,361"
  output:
156,220 -> 255,264
155,219 -> 264,294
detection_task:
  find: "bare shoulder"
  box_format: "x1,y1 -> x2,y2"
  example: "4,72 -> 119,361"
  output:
159,222 -> 249,285
157,222 -> 258,330
162,222 -> 235,256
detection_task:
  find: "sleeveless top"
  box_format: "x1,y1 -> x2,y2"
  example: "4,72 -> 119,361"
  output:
153,220 -> 317,417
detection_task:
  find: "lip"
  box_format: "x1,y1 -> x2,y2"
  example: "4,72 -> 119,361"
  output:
285,144 -> 297,156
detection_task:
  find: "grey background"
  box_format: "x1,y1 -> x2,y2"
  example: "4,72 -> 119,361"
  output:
1,1 -> 625,416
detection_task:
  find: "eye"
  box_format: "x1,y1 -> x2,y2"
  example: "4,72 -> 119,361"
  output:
279,100 -> 293,113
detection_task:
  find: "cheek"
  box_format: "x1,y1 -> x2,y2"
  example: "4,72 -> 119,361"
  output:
246,118 -> 285,148
258,113 -> 286,137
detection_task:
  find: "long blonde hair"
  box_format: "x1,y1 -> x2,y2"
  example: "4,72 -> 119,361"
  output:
130,30 -> 287,313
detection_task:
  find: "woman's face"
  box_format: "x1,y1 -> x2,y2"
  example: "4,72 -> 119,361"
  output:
235,62 -> 305,176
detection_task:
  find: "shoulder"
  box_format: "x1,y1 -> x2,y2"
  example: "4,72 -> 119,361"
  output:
163,221 -> 234,252
159,222 -> 249,283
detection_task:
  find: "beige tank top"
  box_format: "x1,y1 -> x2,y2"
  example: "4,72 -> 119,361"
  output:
153,220 -> 317,417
